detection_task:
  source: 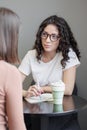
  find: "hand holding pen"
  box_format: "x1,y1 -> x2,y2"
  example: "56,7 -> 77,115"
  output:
25,75 -> 44,98
25,84 -> 41,98
24,84 -> 44,98
34,74 -> 43,96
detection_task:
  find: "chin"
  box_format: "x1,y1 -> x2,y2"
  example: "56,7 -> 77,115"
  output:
44,48 -> 52,52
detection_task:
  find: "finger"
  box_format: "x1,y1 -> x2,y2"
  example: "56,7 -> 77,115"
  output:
31,86 -> 41,95
25,91 -> 36,98
28,85 -> 42,96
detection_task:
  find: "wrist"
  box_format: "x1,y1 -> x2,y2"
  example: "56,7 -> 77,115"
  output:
23,90 -> 27,97
42,86 -> 52,93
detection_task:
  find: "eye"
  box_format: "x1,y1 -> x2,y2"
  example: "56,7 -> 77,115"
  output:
51,34 -> 58,39
41,32 -> 47,37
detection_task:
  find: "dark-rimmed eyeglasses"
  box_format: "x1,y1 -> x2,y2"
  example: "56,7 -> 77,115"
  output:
41,31 -> 60,42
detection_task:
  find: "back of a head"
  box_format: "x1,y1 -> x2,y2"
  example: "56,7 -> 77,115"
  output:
0,7 -> 20,64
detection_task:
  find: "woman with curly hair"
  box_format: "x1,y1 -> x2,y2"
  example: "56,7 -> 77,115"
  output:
19,15 -> 81,98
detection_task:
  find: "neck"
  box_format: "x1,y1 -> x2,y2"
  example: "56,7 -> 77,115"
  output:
42,51 -> 56,62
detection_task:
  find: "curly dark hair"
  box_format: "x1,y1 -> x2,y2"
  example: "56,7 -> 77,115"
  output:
33,15 -> 81,68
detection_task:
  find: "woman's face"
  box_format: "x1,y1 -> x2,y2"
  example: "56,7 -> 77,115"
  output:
41,24 -> 60,53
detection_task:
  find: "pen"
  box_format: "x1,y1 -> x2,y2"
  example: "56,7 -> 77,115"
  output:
34,74 -> 41,99
36,80 -> 41,100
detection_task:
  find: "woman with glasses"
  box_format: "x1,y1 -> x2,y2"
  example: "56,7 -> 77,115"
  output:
19,15 -> 81,98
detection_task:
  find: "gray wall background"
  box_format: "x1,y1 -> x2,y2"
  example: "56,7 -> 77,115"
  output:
0,0 -> 87,129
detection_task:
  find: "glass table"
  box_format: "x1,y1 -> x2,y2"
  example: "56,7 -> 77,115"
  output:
23,95 -> 87,130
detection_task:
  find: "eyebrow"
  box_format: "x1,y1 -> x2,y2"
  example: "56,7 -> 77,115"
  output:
43,31 -> 58,35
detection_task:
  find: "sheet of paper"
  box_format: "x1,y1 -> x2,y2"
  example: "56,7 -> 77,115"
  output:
25,93 -> 53,104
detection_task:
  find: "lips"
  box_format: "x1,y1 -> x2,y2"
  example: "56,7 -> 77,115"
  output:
43,44 -> 51,48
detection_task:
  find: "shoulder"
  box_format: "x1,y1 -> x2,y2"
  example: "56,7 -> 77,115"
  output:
0,61 -> 21,92
27,49 -> 37,57
57,48 -> 78,60
0,60 -> 20,76
23,49 -> 37,60
0,61 -> 22,95
23,49 -> 37,62
68,48 -> 77,58
63,48 -> 80,70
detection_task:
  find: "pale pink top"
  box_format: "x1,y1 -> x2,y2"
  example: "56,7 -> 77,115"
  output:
0,61 -> 26,130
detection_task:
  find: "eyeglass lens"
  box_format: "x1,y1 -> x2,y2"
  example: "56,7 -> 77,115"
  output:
41,31 -> 60,42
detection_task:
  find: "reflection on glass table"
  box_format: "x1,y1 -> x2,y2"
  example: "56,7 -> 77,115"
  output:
23,95 -> 87,130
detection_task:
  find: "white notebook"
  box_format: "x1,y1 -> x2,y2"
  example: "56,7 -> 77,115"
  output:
25,93 -> 53,104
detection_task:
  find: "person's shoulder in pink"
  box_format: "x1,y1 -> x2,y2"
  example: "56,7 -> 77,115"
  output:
0,61 -> 26,130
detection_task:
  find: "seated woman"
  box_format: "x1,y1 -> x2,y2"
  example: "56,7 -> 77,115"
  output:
18,15 -> 81,98
0,8 -> 26,130
19,15 -> 81,130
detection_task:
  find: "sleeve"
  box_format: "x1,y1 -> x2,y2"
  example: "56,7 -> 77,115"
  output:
5,67 -> 26,130
63,48 -> 80,71
18,52 -> 31,76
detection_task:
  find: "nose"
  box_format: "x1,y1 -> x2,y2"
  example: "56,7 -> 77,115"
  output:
46,35 -> 51,42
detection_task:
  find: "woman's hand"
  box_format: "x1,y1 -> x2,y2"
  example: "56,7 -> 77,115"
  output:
23,85 -> 52,98
24,85 -> 44,98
